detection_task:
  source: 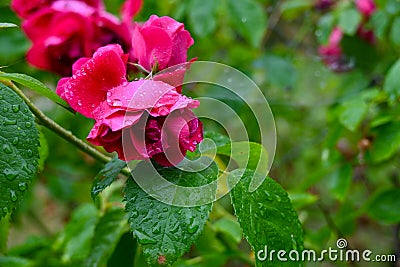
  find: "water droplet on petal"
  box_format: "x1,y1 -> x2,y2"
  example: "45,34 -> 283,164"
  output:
78,100 -> 82,106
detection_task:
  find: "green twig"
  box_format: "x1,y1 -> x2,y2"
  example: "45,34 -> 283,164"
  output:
3,81 -> 112,164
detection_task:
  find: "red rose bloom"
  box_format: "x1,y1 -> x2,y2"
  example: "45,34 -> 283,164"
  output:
56,44 -> 203,166
132,15 -> 194,72
19,0 -> 132,76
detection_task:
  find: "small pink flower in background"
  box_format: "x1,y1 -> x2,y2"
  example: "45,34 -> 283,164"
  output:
314,0 -> 335,11
355,0 -> 376,18
132,15 -> 194,72
318,27 -> 354,72
357,26 -> 375,44
13,0 -> 134,76
57,44 -> 203,166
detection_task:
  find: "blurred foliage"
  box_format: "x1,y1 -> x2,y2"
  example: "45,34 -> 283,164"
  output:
1,0 -> 400,266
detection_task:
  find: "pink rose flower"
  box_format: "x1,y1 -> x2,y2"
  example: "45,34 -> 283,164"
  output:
56,44 -> 203,166
132,15 -> 194,72
19,0 -> 133,76
88,80 -> 202,166
318,27 -> 354,72
11,0 -> 102,19
355,0 -> 376,18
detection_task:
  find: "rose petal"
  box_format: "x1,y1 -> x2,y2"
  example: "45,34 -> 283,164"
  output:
56,44 -> 127,117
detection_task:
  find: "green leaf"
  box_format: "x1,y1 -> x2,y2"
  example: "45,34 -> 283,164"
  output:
0,83 -> 39,219
0,73 -> 70,110
339,98 -> 368,131
366,188 -> 400,224
216,142 -> 269,191
281,0 -> 313,20
54,203 -> 99,263
37,128 -> 48,172
0,214 -> 9,253
390,17 -> 400,45
0,256 -> 31,267
0,23 -> 18,28
257,55 -> 297,89
85,207 -> 127,267
213,217 -> 242,244
91,156 -> 126,199
187,0 -> 217,37
370,121 -> 400,162
124,161 -> 218,266
227,0 -> 267,47
384,58 -> 400,100
229,170 -> 303,266
338,8 -> 362,35
327,163 -> 353,201
370,10 -> 390,40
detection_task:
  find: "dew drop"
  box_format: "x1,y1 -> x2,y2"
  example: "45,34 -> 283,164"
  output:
162,207 -> 169,212
275,195 -> 282,202
78,100 -> 82,106
265,191 -> 273,201
27,149 -> 33,157
10,190 -> 17,202
131,210 -> 139,218
2,207 -> 8,214
135,231 -> 156,245
3,144 -> 12,154
18,182 -> 27,191
241,17 -> 247,23
152,223 -> 161,234
3,119 -> 17,125
12,104 -> 20,113
4,168 -> 18,181
3,107 -> 8,112
25,122 -> 32,128
187,218 -> 199,234
12,137 -> 19,145
112,99 -> 122,106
